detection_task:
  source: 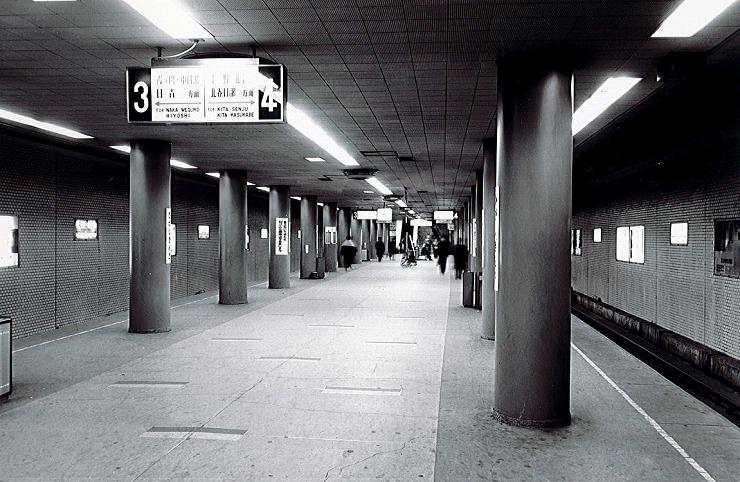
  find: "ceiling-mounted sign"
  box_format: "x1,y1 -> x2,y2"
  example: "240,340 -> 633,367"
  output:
127,58 -> 286,124
377,208 -> 392,223
354,210 -> 377,220
434,210 -> 455,221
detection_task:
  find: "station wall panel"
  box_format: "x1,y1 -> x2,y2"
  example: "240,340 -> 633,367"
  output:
573,164 -> 740,359
0,133 -> 271,339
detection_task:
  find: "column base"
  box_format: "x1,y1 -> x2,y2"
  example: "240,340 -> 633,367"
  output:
492,408 -> 571,429
481,335 -> 495,341
128,328 -> 171,334
219,299 -> 247,306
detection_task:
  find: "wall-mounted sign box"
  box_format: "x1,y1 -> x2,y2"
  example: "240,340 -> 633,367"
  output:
198,225 -> 210,239
0,215 -> 19,268
714,219 -> 740,278
74,219 -> 98,240
127,58 -> 286,124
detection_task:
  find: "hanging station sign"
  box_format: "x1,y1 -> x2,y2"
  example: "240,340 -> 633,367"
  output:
354,210 -> 377,220
377,208 -> 392,223
126,58 -> 286,124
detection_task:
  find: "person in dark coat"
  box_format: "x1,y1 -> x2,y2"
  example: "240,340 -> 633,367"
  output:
340,235 -> 357,271
452,242 -> 469,279
437,237 -> 451,274
388,242 -> 397,260
375,238 -> 385,262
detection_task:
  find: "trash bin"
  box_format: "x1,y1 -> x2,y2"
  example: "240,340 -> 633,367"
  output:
462,272 -> 475,307
0,317 -> 11,399
311,256 -> 326,279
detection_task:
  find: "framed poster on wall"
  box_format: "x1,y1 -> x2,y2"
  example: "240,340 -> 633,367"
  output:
714,219 -> 740,278
0,215 -> 19,268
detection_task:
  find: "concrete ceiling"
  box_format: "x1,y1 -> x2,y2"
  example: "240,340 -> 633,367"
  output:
0,0 -> 738,214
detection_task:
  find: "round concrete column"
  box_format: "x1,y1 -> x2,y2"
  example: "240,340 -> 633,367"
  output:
337,207 -> 351,267
493,55 -> 573,428
269,186 -> 291,289
369,220 -> 377,260
474,170 -> 483,273
324,203 -> 338,271
300,196 -> 317,279
481,140 -> 496,339
129,139 -> 171,334
351,217 -> 362,264
219,170 -> 249,304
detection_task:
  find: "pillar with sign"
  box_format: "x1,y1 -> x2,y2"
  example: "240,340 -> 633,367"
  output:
129,139 -> 171,333
269,186 -> 291,289
481,139 -> 496,339
351,217 -> 362,265
337,208 -> 351,268
369,220 -> 377,260
300,196 -> 317,279
323,203 -> 338,272
361,219 -> 370,261
219,170 -> 249,305
493,55 -> 573,428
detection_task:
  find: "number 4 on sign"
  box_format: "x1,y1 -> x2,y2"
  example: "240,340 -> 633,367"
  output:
261,82 -> 278,112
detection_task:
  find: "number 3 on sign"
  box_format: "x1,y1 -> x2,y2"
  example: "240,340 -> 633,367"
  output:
133,81 -> 149,113
261,83 -> 278,112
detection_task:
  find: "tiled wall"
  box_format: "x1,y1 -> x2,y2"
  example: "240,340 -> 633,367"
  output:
572,167 -> 740,359
0,133 -> 276,339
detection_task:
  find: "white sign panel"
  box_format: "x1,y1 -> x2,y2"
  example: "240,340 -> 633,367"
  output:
377,208 -> 392,223
127,59 -> 285,124
165,208 -> 173,264
355,210 -> 377,220
0,215 -> 19,268
434,210 -> 454,221
74,219 -> 98,240
275,217 -> 289,256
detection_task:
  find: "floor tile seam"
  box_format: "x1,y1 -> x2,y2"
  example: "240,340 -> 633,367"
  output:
1,279 -> 327,419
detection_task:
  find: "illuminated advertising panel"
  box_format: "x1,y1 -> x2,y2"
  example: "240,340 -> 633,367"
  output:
0,216 -> 19,268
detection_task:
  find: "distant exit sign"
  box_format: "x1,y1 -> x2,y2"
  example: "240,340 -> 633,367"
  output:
126,58 -> 286,124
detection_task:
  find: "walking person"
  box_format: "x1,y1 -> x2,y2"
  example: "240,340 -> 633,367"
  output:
340,235 -> 357,271
452,241 -> 469,279
375,238 -> 385,262
437,237 -> 451,274
388,243 -> 397,260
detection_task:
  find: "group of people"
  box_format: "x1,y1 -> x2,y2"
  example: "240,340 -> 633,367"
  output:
339,233 -> 469,279
338,236 -> 399,271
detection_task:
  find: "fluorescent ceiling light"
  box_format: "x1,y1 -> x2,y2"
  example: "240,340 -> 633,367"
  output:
169,159 -> 196,169
652,0 -> 738,37
305,157 -> 326,163
286,104 -> 359,167
290,196 -> 301,201
256,186 -> 269,192
0,108 -> 92,139
120,0 -> 212,39
111,145 -> 195,169
317,202 -> 324,207
206,172 -> 220,178
395,199 -> 408,208
572,77 -> 642,136
365,177 -> 393,195
246,181 -> 255,186
408,210 -> 416,215
363,190 -> 375,194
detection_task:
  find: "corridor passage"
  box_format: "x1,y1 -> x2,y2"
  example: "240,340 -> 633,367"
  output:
0,261 -> 737,481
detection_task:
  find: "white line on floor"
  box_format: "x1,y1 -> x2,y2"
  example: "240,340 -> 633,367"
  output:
13,282 -> 268,354
571,342 -> 717,482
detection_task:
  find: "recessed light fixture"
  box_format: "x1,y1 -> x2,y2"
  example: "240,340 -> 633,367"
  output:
305,157 -> 326,163
257,186 -> 270,192
206,172 -> 220,178
365,177 -> 393,195
317,202 -> 324,207
572,77 -> 642,136
408,210 -> 416,215
395,199 -> 408,208
0,108 -> 92,139
287,104 -> 359,167
246,181 -> 255,186
110,145 -> 131,153
652,0 -> 738,37
290,196 -> 301,201
120,0 -> 212,39
363,190 -> 375,194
